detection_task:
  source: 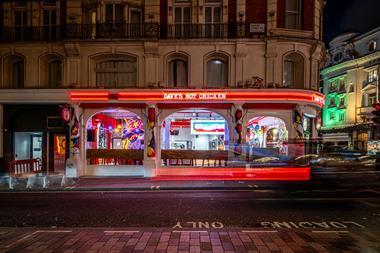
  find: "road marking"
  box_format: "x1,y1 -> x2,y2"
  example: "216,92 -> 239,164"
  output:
312,230 -> 349,233
242,230 -> 278,233
35,230 -> 72,233
104,230 -> 139,233
6,230 -> 72,248
260,221 -> 365,229
173,221 -> 224,229
173,230 -> 208,233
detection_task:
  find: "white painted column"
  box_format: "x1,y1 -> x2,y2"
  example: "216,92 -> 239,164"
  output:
65,105 -> 83,178
143,104 -> 158,177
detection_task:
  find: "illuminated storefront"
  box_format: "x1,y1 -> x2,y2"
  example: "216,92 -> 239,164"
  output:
66,89 -> 324,178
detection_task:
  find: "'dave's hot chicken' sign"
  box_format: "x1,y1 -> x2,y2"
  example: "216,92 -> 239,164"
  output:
163,92 -> 227,100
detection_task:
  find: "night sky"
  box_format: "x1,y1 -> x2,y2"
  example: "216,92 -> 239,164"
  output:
323,0 -> 380,45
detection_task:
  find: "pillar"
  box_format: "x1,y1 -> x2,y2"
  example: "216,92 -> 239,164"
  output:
65,105 -> 83,178
143,104 -> 159,177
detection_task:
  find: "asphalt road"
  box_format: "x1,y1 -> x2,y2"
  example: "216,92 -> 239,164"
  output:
0,190 -> 380,230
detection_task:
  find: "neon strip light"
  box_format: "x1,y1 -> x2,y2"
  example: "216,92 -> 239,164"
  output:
70,91 -> 110,101
117,91 -> 324,107
69,90 -> 324,108
155,167 -> 310,181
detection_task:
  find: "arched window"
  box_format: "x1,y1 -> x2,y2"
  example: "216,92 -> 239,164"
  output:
285,0 -> 302,29
3,55 -> 25,88
48,59 -> 62,88
40,54 -> 62,88
206,56 -> 228,88
12,59 -> 24,88
95,56 -> 137,88
168,54 -> 188,88
283,52 -> 304,88
369,40 -> 377,52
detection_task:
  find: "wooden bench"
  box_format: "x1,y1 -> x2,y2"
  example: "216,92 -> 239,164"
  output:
161,150 -> 228,167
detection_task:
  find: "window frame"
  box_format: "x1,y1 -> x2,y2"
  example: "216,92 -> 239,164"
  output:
285,0 -> 302,30
368,40 -> 377,52
95,57 -> 137,88
47,59 -> 62,88
168,57 -> 189,88
206,57 -> 228,88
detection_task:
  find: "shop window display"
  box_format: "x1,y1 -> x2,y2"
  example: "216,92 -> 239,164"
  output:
246,116 -> 288,156
86,110 -> 144,165
161,110 -> 227,151
87,110 -> 144,150
160,109 -> 229,166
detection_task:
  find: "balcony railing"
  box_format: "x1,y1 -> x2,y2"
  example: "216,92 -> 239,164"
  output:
362,79 -> 378,89
0,23 -> 261,42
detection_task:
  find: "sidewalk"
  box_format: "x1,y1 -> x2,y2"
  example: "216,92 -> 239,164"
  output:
1,227 -> 379,253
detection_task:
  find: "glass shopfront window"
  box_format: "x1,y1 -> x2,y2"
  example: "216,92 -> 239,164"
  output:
160,109 -> 228,166
86,110 -> 144,165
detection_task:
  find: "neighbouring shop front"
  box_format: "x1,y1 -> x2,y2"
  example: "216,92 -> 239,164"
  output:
2,104 -> 69,174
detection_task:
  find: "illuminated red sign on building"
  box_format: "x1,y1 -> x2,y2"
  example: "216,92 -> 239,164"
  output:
163,92 -> 227,100
69,90 -> 325,108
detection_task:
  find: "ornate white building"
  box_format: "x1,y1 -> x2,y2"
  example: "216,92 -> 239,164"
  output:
0,0 -> 325,179
321,27 -> 380,151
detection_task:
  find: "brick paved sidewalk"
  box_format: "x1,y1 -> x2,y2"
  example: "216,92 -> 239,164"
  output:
0,228 -> 379,253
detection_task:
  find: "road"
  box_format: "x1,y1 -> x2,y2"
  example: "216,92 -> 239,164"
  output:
1,188 -> 380,252
0,190 -> 380,229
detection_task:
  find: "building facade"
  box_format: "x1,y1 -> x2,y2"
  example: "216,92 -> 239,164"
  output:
0,0 -> 325,178
321,28 -> 380,151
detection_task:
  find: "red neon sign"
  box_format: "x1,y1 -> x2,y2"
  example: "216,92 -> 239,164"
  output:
70,91 -> 110,101
69,90 -> 325,108
163,91 -> 226,100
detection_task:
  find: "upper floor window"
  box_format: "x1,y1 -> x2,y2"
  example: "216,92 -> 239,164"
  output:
368,93 -> 376,107
285,0 -> 302,29
14,10 -> 27,27
205,0 -> 222,37
14,1 -> 27,7
328,82 -> 336,92
206,57 -> 228,88
338,79 -> 346,92
348,82 -> 354,93
48,59 -> 62,88
95,56 -> 137,88
329,111 -> 335,120
40,54 -> 62,88
338,97 -> 345,107
43,0 -> 57,6
12,58 -> 24,88
369,40 -> 377,52
173,0 -> 191,37
168,56 -> 188,88
368,69 -> 378,83
129,8 -> 142,24
339,112 -> 345,122
105,3 -> 124,24
328,97 -> 336,107
283,52 -> 304,88
3,55 -> 24,88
